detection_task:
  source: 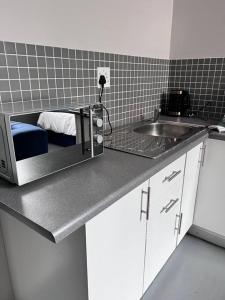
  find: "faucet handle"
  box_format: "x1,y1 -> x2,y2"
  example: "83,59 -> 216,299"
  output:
154,107 -> 161,114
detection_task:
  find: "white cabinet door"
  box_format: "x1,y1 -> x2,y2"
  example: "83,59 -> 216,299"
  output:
177,142 -> 203,244
194,139 -> 225,236
86,181 -> 149,300
143,155 -> 185,293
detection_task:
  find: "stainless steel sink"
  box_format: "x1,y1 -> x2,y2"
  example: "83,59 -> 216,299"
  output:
133,122 -> 199,138
105,120 -> 206,159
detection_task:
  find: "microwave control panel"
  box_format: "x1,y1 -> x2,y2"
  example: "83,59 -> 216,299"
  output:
91,104 -> 104,156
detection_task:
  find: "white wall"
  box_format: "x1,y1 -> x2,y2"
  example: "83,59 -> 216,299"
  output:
170,0 -> 225,59
0,224 -> 14,300
0,0 -> 173,58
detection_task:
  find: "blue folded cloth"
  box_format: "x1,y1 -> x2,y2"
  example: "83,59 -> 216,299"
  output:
11,121 -> 48,161
11,121 -> 44,135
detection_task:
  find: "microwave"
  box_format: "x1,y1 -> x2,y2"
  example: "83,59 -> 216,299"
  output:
0,103 -> 103,185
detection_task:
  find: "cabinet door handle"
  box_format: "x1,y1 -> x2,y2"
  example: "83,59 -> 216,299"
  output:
160,198 -> 179,214
175,213 -> 183,234
175,214 -> 180,231
178,213 -> 183,234
140,187 -> 150,220
199,144 -> 206,167
162,170 -> 181,183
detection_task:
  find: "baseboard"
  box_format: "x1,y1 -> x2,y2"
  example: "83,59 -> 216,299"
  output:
189,225 -> 225,249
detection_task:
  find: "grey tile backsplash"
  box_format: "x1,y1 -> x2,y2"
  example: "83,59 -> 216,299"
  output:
1,40 -> 224,125
0,40 -> 169,128
169,58 -> 225,120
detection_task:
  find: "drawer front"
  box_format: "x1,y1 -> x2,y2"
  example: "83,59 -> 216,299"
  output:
150,154 -> 185,197
144,174 -> 183,292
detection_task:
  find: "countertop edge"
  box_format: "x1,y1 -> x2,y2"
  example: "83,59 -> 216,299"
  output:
0,202 -> 56,242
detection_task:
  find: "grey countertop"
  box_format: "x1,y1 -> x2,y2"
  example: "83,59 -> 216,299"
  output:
209,131 -> 225,141
0,122 -> 208,243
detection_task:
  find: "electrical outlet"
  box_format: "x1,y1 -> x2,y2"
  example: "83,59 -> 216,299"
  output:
97,67 -> 110,88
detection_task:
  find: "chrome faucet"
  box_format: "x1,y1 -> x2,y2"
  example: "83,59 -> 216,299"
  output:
153,108 -> 161,123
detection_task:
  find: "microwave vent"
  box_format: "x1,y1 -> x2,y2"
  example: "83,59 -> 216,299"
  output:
1,159 -> 6,169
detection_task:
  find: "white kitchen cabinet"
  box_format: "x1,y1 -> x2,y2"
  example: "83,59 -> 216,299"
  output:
143,155 -> 185,293
194,139 -> 225,238
177,142 -> 203,244
86,143 -> 205,300
86,180 -> 149,300
0,135 -> 206,300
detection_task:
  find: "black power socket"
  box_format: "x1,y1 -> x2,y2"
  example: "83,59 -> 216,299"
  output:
99,75 -> 106,86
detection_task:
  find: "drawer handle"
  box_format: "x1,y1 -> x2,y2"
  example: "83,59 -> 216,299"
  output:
162,170 -> 181,183
160,198 -> 179,214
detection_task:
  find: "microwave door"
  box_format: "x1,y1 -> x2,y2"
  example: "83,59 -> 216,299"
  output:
13,109 -> 92,185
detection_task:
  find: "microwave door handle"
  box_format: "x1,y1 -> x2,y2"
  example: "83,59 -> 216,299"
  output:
89,108 -> 94,158
185,93 -> 191,108
80,109 -> 85,155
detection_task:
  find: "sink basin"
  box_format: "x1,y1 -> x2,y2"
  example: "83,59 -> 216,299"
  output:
133,122 -> 197,138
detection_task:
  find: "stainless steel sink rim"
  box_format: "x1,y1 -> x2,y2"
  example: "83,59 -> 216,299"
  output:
141,120 -> 206,128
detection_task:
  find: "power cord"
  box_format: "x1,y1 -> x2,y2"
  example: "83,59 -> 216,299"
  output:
98,75 -> 112,136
